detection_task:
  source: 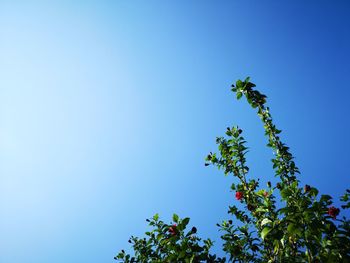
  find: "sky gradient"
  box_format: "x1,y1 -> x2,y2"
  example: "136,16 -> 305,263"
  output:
1,1 -> 350,262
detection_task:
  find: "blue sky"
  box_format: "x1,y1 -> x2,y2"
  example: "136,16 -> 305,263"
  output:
0,1 -> 349,262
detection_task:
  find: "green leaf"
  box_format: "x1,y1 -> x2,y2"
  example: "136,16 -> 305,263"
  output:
273,239 -> 280,254
153,213 -> 159,221
261,218 -> 272,227
256,189 -> 266,196
281,188 -> 292,199
256,207 -> 269,213
182,217 -> 190,228
172,213 -> 179,223
320,194 -> 332,203
261,227 -> 272,240
309,187 -> 319,197
287,223 -> 302,237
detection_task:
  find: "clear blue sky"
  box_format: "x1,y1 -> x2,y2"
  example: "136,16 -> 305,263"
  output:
1,1 -> 349,262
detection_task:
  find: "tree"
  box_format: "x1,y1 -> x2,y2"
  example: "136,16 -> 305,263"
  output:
115,78 -> 350,262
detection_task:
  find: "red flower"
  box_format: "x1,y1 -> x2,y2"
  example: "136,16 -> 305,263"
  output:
168,224 -> 177,236
235,191 -> 244,200
328,206 -> 340,219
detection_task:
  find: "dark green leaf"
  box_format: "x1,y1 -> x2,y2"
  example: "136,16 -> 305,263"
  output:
261,227 -> 272,240
172,213 -> 179,223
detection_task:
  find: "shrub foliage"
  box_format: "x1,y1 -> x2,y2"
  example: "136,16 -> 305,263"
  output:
115,78 -> 350,262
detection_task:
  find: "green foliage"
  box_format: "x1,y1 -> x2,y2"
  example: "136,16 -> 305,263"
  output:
115,78 -> 350,262
114,214 -> 225,263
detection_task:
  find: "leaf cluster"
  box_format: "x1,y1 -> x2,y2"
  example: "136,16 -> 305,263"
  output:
115,214 -> 225,263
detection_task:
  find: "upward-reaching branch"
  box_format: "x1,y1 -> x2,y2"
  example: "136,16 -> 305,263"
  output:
231,77 -> 300,185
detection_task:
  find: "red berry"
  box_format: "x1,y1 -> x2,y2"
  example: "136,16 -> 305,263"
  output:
235,191 -> 244,200
168,224 -> 177,235
327,206 -> 340,220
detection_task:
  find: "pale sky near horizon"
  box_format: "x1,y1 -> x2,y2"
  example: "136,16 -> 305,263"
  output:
1,1 -> 350,262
